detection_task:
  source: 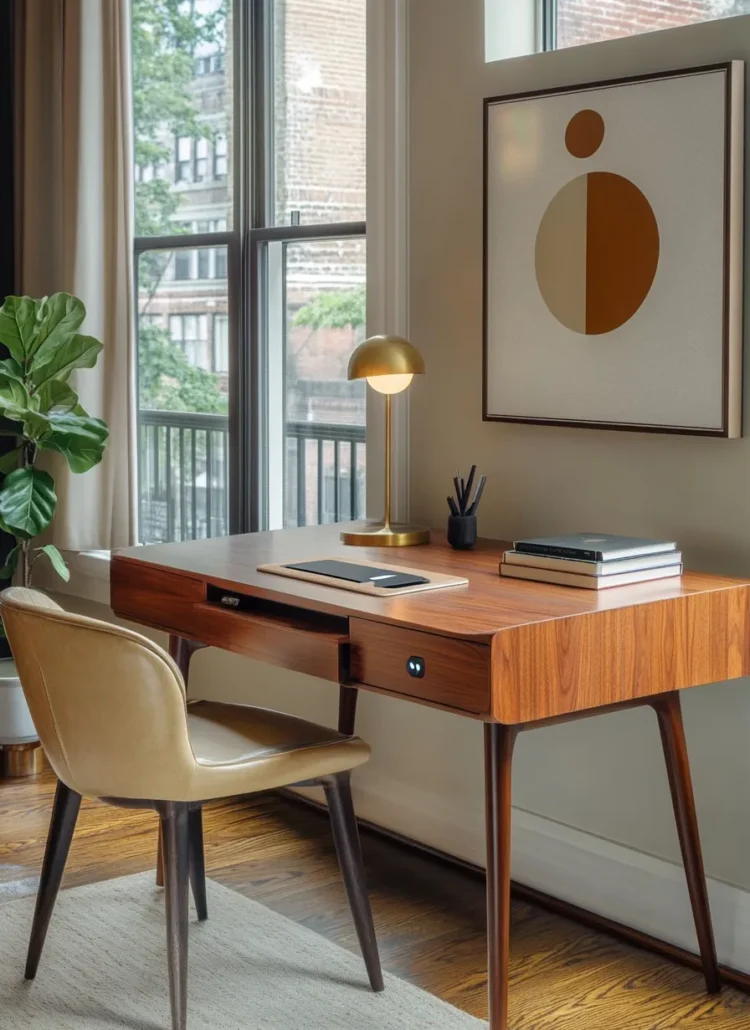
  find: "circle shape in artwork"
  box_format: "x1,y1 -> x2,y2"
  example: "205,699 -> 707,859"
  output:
565,109 -> 605,158
535,170 -> 660,336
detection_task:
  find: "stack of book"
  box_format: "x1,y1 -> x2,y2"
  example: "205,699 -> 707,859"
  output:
500,533 -> 683,590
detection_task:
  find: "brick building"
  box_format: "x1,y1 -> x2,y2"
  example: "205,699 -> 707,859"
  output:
558,0 -> 750,48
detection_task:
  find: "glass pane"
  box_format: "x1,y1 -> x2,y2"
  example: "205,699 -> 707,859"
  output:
137,247 -> 230,544
557,0 -> 750,49
272,237 -> 366,528
131,0 -> 233,236
272,0 -> 366,226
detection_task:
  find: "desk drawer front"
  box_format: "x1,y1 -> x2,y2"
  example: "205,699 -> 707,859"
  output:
110,558 -> 347,682
349,619 -> 490,714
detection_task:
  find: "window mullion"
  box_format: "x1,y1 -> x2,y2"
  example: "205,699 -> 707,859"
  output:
541,0 -> 557,51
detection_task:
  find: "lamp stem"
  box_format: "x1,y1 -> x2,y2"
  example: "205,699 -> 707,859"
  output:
384,392 -> 392,530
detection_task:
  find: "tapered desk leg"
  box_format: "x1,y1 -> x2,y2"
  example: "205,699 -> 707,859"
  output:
157,636 -> 204,890
484,723 -> 518,1030
651,692 -> 720,994
338,685 -> 359,735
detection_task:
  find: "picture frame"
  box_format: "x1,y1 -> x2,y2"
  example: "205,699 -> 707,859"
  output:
482,63 -> 744,437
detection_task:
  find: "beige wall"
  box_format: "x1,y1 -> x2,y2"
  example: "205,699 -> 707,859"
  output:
409,1 -> 750,888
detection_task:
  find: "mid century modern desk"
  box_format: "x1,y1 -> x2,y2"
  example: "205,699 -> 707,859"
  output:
110,524 -> 750,1030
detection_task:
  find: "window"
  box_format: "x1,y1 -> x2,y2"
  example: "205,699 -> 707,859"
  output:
174,251 -> 193,280
543,0 -> 750,50
272,1 -> 366,226
131,0 -> 367,544
213,135 -> 227,180
194,138 -> 209,181
175,136 -> 192,183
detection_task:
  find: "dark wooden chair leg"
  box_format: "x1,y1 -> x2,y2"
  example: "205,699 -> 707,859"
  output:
323,772 -> 384,992
651,693 -> 720,994
485,723 -> 518,1030
188,806 -> 208,921
25,779 -> 82,980
160,801 -> 191,1030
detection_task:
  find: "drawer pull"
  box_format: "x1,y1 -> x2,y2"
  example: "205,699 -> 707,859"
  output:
407,656 -> 425,678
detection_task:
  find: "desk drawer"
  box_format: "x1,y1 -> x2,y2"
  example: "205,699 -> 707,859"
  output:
111,558 -> 348,682
349,619 -> 490,714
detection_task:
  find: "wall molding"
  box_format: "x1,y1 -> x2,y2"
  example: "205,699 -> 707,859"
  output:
345,771 -> 750,975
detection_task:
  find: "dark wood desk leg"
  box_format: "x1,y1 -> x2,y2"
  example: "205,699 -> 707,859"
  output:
485,723 -> 518,1030
651,692 -> 720,994
156,637 -> 205,891
338,684 -> 359,735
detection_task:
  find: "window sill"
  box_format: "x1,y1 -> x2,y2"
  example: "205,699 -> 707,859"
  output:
34,549 -> 112,606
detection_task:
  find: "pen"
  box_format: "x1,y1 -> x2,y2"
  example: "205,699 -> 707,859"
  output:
464,465 -> 477,509
467,475 -> 486,516
447,495 -> 459,516
453,476 -> 463,512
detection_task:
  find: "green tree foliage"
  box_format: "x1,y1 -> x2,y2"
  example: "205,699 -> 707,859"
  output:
293,286 -> 366,331
138,323 -> 227,414
131,0 -> 225,238
132,0 -> 228,415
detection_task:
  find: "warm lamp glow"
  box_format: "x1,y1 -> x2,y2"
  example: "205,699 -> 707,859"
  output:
366,373 -> 413,395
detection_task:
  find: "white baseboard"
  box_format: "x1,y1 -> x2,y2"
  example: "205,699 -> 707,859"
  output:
342,772 -> 750,974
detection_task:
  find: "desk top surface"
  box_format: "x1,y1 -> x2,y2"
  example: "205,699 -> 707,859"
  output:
114,524 -> 750,642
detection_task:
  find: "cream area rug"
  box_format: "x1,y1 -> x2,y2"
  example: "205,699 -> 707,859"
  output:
0,873 -> 486,1029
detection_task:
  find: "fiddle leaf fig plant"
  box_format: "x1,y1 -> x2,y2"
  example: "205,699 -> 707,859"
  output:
0,294 -> 109,587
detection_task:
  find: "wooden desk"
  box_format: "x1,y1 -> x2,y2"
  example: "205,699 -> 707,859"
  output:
111,525 -> 750,1029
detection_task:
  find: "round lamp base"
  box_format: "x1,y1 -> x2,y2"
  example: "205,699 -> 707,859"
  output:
1,742 -> 44,778
341,523 -> 431,547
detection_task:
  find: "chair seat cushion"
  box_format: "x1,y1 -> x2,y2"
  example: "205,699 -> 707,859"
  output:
184,702 -> 370,801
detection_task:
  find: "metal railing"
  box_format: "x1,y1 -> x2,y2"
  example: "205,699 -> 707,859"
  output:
138,409 -> 366,543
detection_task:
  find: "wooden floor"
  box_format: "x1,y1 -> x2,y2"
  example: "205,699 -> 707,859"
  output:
1,768 -> 749,1028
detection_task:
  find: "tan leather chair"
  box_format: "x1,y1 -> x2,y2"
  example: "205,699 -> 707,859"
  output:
0,587 -> 383,1030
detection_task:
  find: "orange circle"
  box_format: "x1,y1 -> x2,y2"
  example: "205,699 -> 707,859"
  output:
565,109 -> 605,159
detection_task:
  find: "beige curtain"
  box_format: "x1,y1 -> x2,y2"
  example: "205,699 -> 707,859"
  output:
16,0 -> 136,550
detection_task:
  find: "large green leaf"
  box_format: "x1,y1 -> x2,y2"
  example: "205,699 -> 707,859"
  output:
36,379 -> 80,414
37,544 -> 70,583
38,411 -> 109,473
0,374 -> 32,422
28,293 -> 86,363
21,411 -> 52,444
0,296 -> 39,364
0,358 -> 25,382
0,467 -> 56,538
31,333 -> 103,387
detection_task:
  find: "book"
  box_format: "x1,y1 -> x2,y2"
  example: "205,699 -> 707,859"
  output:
512,533 -> 678,562
499,562 -> 683,590
502,549 -> 683,577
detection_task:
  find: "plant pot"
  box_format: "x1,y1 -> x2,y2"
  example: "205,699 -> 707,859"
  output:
0,658 -> 38,746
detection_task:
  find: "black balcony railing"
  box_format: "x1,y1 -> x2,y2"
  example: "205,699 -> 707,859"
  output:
138,409 -> 366,544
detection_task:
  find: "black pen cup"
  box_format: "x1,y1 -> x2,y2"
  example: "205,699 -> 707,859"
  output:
447,514 -> 477,550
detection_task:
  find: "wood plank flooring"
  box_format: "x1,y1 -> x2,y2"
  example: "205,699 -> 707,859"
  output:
1,767 -> 749,1028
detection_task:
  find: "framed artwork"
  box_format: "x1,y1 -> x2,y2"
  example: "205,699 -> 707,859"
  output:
483,63 -> 744,437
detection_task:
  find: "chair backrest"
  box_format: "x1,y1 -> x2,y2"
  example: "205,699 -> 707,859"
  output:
0,587 -> 199,801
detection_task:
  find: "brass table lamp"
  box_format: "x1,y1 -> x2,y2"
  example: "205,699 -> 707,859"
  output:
341,335 -> 430,547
